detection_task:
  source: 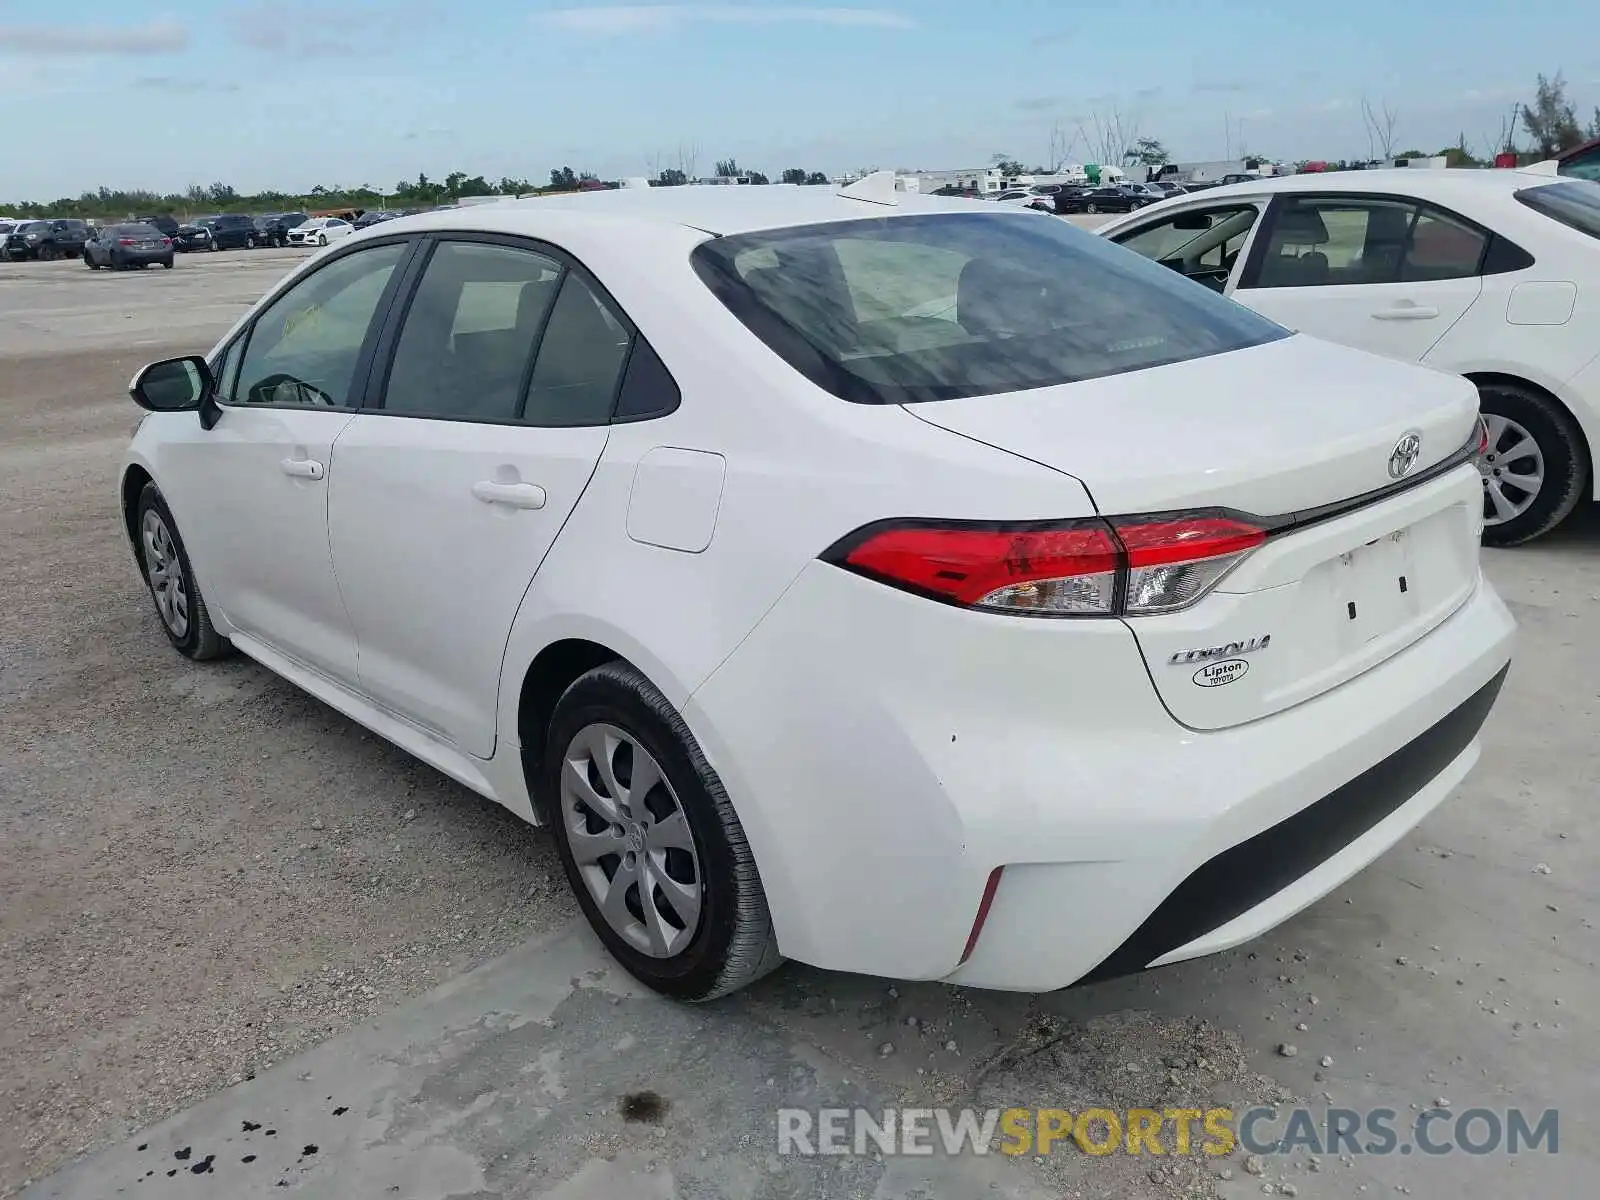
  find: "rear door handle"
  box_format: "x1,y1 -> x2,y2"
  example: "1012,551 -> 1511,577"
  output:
1371,304 -> 1439,321
280,457 -> 325,480
472,480 -> 547,510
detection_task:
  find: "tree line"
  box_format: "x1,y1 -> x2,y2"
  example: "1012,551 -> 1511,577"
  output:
0,160 -> 838,221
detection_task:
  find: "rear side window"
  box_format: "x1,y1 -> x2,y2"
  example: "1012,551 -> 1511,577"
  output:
691,211 -> 1287,404
1516,180 -> 1600,242
1253,197 -> 1487,288
522,275 -> 632,425
383,240 -> 562,421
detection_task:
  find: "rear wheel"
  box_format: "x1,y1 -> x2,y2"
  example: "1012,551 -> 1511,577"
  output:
543,662 -> 782,1001
162,258 -> 174,269
134,484 -> 231,660
1476,382 -> 1588,546
38,245 -> 58,262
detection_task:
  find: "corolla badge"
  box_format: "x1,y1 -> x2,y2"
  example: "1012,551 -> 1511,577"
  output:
1168,635 -> 1270,665
1388,431 -> 1423,480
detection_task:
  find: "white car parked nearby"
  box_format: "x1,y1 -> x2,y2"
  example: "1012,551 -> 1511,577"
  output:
287,216 -> 354,247
119,181 -> 1514,1000
1098,169 -> 1600,544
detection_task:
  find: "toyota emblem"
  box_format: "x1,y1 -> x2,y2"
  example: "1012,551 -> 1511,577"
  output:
1388,431 -> 1423,480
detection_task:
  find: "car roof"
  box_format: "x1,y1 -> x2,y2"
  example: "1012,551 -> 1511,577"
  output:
414,182 -> 997,237
1189,167 -> 1568,204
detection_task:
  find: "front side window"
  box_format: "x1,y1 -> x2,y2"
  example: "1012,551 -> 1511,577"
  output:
1114,205 -> 1260,291
1516,180 -> 1600,241
1253,196 -> 1486,288
691,211 -> 1288,404
384,240 -> 563,420
230,241 -> 406,408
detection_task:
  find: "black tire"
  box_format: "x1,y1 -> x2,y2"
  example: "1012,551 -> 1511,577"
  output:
38,245 -> 58,262
162,258 -> 174,269
542,661 -> 781,1001
1477,382 -> 1589,547
133,484 -> 232,661
85,252 -> 100,270
1086,203 -> 1099,214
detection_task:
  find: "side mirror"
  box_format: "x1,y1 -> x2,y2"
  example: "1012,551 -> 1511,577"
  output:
129,355 -> 213,414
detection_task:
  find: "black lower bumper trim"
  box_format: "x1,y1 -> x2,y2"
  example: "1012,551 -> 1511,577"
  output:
1078,662 -> 1509,985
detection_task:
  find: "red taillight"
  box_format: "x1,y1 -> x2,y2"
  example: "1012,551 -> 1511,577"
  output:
839,521 -> 1120,614
162,237 -> 172,246
827,511 -> 1267,618
118,238 -> 134,246
1114,515 -> 1266,614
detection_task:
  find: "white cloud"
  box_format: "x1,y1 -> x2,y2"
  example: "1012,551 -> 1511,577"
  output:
0,22 -> 187,55
537,5 -> 916,35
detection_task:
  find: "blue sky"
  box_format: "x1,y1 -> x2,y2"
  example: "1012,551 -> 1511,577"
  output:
1,1 -> 1595,199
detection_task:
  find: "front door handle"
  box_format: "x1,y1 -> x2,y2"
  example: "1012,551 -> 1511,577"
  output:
1371,304 -> 1439,321
280,457 -> 325,480
472,480 -> 547,510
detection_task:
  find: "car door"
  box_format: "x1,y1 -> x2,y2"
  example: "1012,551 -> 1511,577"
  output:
1228,194 -> 1487,363
327,235 -> 633,757
164,238 -> 415,683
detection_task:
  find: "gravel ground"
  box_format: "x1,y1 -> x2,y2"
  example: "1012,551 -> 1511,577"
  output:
0,347 -> 574,1193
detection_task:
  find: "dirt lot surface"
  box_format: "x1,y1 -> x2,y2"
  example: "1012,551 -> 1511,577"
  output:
0,256 -> 576,1192
2,248 -> 1597,1200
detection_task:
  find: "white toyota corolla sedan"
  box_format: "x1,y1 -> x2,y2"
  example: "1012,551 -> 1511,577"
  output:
1097,169 -> 1600,545
120,179 -> 1515,1000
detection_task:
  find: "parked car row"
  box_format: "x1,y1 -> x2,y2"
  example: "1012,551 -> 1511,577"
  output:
0,209 -> 401,267
1,217 -> 91,260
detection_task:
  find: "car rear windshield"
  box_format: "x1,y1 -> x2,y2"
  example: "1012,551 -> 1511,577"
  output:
1515,180 -> 1600,242
690,211 -> 1288,403
110,224 -> 160,237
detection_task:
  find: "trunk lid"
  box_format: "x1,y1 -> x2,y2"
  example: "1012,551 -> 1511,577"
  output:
908,335 -> 1484,729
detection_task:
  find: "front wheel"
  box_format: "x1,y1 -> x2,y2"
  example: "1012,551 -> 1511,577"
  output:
543,662 -> 782,1001
134,484 -> 231,660
1477,383 -> 1589,546
1086,203 -> 1099,214
84,252 -> 100,270
317,234 -> 327,246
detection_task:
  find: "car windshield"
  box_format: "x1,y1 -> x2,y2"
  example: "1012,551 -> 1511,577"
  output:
1515,180 -> 1600,242
20,221 -> 47,232
691,211 -> 1288,404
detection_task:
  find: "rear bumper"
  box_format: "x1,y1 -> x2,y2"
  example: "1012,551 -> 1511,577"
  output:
685,561 -> 1515,989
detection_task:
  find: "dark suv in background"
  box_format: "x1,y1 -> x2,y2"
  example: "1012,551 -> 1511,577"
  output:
3,218 -> 90,261
249,212 -> 309,247
199,213 -> 255,250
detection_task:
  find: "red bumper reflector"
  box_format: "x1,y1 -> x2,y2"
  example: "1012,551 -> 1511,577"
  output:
959,867 -> 1005,965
